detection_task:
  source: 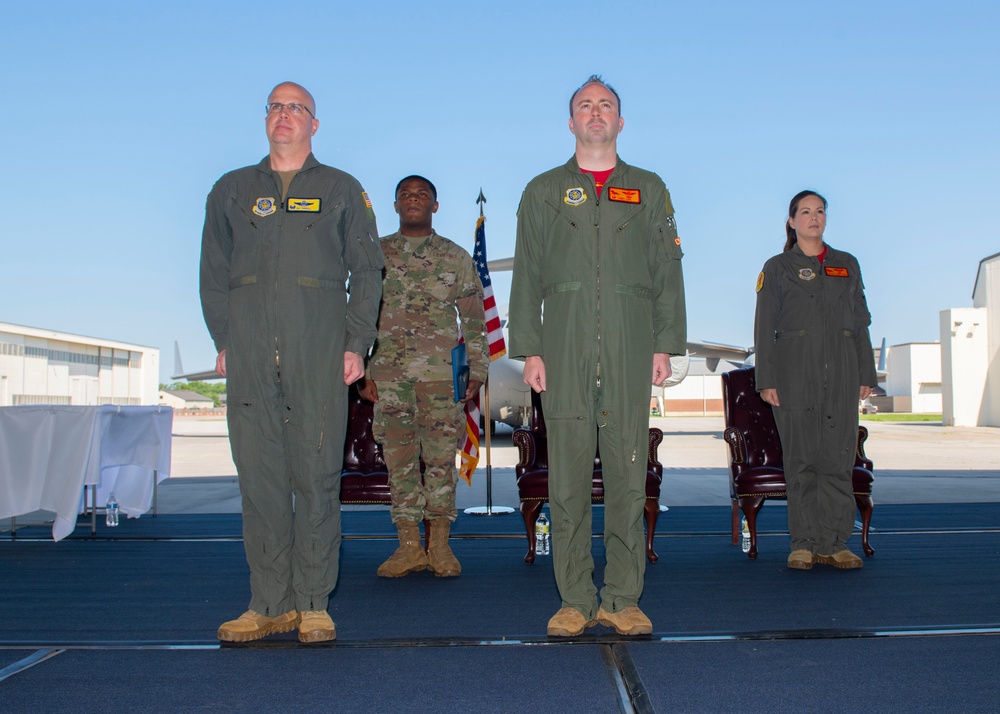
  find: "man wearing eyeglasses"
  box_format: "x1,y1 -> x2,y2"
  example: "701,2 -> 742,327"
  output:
200,82 -> 384,643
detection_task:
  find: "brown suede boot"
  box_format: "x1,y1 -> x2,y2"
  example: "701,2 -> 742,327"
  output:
377,521 -> 429,577
427,519 -> 461,577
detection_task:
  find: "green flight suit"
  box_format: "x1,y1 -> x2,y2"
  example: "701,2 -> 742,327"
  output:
509,156 -> 687,618
200,154 -> 383,615
754,244 -> 877,555
368,231 -> 489,524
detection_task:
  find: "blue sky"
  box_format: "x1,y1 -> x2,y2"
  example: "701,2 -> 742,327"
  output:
2,1 -> 997,382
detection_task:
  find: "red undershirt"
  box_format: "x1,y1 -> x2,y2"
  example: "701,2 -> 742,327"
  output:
581,168 -> 614,198
817,246 -> 828,263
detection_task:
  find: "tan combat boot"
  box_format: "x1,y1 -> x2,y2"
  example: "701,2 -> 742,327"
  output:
427,519 -> 461,577
377,520 -> 428,577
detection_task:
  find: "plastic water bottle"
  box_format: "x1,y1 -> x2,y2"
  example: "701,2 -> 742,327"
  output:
741,517 -> 750,553
536,512 -> 550,555
106,492 -> 119,527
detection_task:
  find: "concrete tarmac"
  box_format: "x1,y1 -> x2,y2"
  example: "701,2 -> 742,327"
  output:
154,415 -> 1000,516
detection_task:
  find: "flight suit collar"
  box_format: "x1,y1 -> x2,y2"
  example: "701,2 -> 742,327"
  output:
254,152 -> 322,175
565,154 -> 629,177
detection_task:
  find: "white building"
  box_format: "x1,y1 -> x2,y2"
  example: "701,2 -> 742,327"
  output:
0,322 -> 159,407
940,307 -> 989,426
885,342 -> 942,414
941,252 -> 1000,426
656,359 -> 730,415
158,389 -> 215,412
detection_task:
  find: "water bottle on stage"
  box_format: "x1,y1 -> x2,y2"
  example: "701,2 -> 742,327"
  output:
536,512 -> 550,555
106,492 -> 119,528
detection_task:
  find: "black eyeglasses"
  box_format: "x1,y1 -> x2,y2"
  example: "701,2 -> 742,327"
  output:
265,102 -> 315,118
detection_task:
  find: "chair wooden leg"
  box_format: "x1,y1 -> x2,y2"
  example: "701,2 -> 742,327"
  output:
738,496 -> 765,560
855,494 -> 875,557
644,498 -> 659,563
731,500 -> 740,545
520,500 -> 543,564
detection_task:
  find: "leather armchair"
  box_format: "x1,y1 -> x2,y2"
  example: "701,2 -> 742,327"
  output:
340,383 -> 392,504
513,391 -> 665,564
721,367 -> 874,560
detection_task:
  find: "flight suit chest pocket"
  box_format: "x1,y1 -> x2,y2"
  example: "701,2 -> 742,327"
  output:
228,198 -> 263,278
295,202 -> 346,281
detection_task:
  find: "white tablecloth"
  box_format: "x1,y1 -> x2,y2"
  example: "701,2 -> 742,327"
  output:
0,405 -> 173,540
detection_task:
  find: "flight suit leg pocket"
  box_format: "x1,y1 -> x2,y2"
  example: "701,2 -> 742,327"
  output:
774,330 -> 812,409
226,395 -> 260,474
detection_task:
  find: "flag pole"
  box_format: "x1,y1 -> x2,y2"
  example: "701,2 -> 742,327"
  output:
464,189 -> 513,517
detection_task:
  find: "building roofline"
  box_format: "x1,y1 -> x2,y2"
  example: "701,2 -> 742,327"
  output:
972,251 -> 1000,300
0,321 -> 157,352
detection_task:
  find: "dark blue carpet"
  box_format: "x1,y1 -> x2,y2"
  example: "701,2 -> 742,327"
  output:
0,646 -> 619,713
629,636 -> 1000,714
5,502 -> 998,542
3,505 -> 998,712
1,520 -> 997,643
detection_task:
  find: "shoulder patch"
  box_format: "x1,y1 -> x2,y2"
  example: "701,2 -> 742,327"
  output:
564,187 -> 587,206
252,197 -> 276,217
755,271 -> 764,293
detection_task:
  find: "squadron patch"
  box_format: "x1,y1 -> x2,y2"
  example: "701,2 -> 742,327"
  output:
825,266 -> 849,277
564,187 -> 587,206
674,237 -> 681,246
608,187 -> 641,204
798,268 -> 816,281
287,198 -> 321,212
252,197 -> 276,217
755,271 -> 764,293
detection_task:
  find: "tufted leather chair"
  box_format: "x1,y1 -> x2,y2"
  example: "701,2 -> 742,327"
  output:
721,367 -> 874,560
340,383 -> 392,504
513,390 -> 665,564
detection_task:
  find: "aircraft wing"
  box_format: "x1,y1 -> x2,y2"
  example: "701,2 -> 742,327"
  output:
687,340 -> 753,372
171,342 -> 224,382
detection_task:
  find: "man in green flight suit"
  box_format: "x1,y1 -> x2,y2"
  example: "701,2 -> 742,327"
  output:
510,75 -> 687,637
358,175 -> 489,578
200,82 -> 384,643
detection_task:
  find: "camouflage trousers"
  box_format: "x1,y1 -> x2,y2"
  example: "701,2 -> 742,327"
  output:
373,379 -> 462,524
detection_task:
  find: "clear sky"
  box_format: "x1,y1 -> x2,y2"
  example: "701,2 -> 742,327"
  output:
2,1 -> 997,382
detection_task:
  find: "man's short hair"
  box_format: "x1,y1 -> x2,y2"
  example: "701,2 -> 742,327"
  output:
395,175 -> 437,201
569,74 -> 622,116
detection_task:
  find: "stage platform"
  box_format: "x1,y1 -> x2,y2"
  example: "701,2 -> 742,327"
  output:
2,504 -> 998,712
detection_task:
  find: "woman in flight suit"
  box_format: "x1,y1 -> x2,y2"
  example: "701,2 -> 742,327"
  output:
753,190 -> 877,570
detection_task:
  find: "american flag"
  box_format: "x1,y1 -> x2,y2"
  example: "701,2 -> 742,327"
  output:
459,215 -> 507,484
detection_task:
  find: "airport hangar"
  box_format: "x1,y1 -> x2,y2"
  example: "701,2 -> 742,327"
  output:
0,321 -> 160,408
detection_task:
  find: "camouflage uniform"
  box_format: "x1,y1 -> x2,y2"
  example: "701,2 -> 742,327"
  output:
369,231 -> 489,524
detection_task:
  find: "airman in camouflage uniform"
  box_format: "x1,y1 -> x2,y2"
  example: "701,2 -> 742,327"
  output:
359,175 -> 489,578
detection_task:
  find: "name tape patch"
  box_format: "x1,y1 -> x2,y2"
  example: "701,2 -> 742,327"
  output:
607,187 -> 641,204
825,266 -> 849,277
287,198 -> 321,212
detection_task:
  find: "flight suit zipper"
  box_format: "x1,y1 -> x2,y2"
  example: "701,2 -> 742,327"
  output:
274,171 -> 288,378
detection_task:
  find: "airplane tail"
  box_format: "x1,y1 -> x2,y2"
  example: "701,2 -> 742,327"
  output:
174,341 -> 184,378
877,337 -> 887,374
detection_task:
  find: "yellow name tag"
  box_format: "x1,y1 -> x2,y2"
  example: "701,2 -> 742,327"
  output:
287,198 -> 321,212
608,187 -> 641,204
